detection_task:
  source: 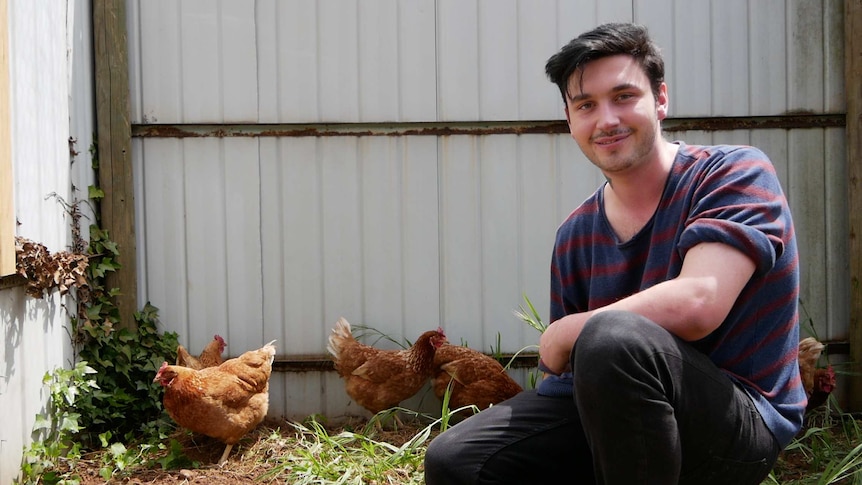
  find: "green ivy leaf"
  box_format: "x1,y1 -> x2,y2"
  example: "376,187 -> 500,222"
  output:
33,414 -> 52,431
64,385 -> 79,405
85,304 -> 103,320
88,185 -> 106,199
109,442 -> 127,458
41,471 -> 61,485
101,240 -> 120,255
59,415 -> 81,433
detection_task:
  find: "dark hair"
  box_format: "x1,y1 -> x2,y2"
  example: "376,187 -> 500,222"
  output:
545,23 -> 665,104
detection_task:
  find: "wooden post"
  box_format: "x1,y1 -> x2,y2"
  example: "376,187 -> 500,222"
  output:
93,0 -> 137,329
847,0 -> 862,411
0,0 -> 14,277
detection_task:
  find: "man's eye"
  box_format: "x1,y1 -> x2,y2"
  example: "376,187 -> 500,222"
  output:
577,102 -> 593,111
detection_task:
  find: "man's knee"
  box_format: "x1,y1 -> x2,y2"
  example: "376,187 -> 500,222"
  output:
424,429 -> 467,484
572,311 -> 673,387
577,311 -> 656,357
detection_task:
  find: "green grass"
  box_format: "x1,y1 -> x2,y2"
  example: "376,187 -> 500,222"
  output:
255,409 -> 862,485
766,403 -> 862,484
257,411 -> 441,485
22,297 -> 862,484
243,405 -> 862,485
260,421 -> 426,484
29,389 -> 862,484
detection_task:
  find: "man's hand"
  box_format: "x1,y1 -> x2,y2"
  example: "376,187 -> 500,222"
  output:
539,313 -> 591,375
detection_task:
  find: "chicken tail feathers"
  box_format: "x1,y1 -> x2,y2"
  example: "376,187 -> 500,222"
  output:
261,340 -> 277,364
176,344 -> 202,369
326,317 -> 353,358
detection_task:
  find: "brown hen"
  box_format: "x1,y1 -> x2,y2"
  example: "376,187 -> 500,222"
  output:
176,334 -> 226,370
154,340 -> 276,466
797,337 -> 835,412
432,344 -> 522,412
327,317 -> 447,416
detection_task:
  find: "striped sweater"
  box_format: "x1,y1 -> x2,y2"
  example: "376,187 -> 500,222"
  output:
538,142 -> 805,447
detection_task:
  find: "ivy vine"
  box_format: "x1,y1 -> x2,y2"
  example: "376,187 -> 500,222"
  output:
14,138 -> 181,483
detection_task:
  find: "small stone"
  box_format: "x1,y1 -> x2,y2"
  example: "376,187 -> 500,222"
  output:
179,469 -> 197,480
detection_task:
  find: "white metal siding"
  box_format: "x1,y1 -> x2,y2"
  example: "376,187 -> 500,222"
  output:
133,129 -> 847,418
136,134 -> 601,352
134,133 -> 606,418
0,0 -> 95,480
128,0 -> 848,420
129,0 -> 845,124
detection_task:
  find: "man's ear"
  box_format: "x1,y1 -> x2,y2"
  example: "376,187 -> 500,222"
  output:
656,83 -> 669,121
564,103 -> 572,127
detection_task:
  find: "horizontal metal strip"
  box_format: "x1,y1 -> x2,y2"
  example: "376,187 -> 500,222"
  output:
269,340 -> 849,373
272,352 -> 540,373
132,114 -> 845,139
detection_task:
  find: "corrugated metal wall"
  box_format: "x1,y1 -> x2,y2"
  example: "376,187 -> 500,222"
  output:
0,0 -> 96,480
127,0 -> 847,420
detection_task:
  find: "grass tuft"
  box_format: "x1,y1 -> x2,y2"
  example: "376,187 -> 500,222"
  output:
258,416 -> 429,485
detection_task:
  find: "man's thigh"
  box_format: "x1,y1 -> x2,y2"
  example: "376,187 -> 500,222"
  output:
673,349 -> 780,484
424,390 -> 593,485
573,312 -> 779,485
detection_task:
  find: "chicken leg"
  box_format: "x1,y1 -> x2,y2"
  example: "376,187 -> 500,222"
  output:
217,443 -> 234,467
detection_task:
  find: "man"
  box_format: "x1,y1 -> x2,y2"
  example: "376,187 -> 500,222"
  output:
424,22 -> 805,484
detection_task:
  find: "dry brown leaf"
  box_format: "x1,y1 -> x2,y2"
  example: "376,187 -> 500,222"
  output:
15,236 -> 89,299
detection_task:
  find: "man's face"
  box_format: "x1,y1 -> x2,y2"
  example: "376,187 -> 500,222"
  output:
564,54 -> 668,174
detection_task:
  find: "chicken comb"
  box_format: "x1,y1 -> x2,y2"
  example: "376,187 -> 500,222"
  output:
437,326 -> 445,336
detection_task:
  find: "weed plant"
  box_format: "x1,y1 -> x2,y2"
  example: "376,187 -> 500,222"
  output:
766,400 -> 862,484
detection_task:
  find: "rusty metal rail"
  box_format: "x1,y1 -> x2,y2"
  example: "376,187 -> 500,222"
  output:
132,114 -> 845,139
270,340 -> 849,373
273,352 -> 540,373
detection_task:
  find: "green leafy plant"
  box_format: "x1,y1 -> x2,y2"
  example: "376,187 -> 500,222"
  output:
72,289 -> 179,447
17,361 -> 99,485
68,156 -> 180,445
155,438 -> 199,470
15,225 -> 181,482
97,432 -> 133,481
17,139 -> 185,481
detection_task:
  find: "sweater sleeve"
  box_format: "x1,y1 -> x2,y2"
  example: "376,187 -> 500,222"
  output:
677,146 -> 789,277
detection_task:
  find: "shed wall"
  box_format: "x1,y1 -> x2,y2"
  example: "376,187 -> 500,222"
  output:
0,0 -> 96,480
128,0 -> 848,420
129,0 -> 845,124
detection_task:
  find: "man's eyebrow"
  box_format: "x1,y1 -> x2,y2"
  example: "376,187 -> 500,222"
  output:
567,91 -> 590,103
566,83 -> 642,103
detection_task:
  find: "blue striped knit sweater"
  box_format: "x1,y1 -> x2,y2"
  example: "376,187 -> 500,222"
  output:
537,142 -> 805,447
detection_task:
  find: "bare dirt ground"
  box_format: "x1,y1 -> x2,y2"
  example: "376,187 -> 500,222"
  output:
58,415 -> 838,484
67,417 -> 428,485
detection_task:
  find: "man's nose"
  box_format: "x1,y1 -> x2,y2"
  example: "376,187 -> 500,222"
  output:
595,103 -> 620,130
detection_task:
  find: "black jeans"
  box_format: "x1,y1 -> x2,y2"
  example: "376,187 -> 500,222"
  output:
424,311 -> 781,485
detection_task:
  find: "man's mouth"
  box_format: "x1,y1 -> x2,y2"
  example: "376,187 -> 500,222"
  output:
593,131 -> 631,146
